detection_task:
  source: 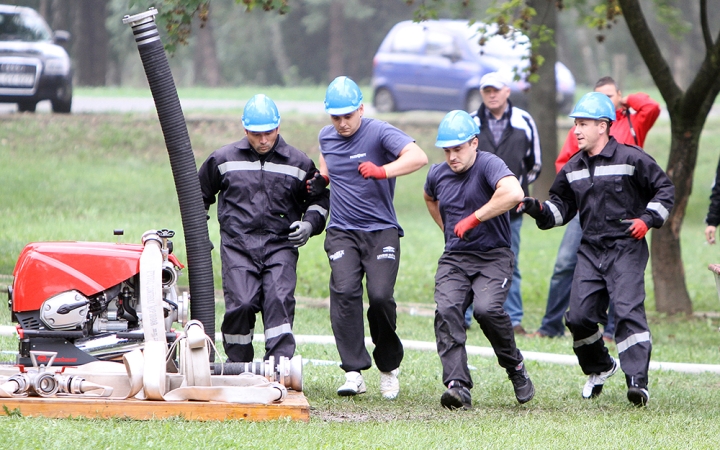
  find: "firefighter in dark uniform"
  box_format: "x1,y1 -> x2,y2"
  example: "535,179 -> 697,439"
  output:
198,94 -> 329,363
518,92 -> 674,406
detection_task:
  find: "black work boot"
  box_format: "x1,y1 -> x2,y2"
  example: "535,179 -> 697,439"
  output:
440,380 -> 472,410
507,362 -> 535,404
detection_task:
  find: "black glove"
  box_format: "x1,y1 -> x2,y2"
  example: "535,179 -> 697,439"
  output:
289,221 -> 313,247
306,172 -> 329,196
516,197 -> 543,219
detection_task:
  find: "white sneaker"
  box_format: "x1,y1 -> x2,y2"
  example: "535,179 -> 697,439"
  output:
337,371 -> 366,396
380,368 -> 400,400
582,357 -> 618,399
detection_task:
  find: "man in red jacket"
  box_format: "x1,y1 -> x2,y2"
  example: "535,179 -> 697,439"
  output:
532,76 -> 661,339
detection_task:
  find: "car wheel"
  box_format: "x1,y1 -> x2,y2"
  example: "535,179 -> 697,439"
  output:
52,96 -> 72,113
17,101 -> 37,113
465,90 -> 481,113
374,88 -> 396,113
52,82 -> 73,114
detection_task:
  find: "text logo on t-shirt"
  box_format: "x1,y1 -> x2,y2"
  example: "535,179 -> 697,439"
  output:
350,153 -> 367,159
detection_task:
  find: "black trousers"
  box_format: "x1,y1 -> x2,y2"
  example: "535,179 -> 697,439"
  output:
434,249 -> 523,388
324,227 -> 403,373
220,232 -> 298,363
565,238 -> 652,389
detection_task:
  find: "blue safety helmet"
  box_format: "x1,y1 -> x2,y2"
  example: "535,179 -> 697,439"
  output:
242,94 -> 281,132
569,92 -> 616,122
435,110 -> 480,148
324,76 -> 363,115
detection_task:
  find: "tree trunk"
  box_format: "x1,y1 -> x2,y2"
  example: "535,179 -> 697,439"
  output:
650,118 -> 701,314
74,0 -> 108,86
618,0 -> 720,314
267,17 -> 297,86
193,5 -> 222,87
327,0 -> 344,81
575,26 -> 598,85
526,0 -> 557,201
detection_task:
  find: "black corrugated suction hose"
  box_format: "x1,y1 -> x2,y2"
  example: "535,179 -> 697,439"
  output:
123,9 -> 215,355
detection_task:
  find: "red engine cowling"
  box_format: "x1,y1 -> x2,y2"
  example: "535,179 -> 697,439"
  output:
12,242 -> 182,313
8,236 -> 187,366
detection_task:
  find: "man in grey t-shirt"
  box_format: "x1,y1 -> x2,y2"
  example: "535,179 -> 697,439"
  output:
308,76 -> 427,400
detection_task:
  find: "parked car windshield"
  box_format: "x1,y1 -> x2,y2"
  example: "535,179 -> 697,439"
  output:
0,11 -> 53,42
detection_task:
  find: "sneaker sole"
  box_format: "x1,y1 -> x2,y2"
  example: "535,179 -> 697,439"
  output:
627,388 -> 648,406
337,388 -> 366,397
440,391 -> 471,410
516,383 -> 535,404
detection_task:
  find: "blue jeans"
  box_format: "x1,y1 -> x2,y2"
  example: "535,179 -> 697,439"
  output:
537,215 -> 615,337
465,215 -> 523,328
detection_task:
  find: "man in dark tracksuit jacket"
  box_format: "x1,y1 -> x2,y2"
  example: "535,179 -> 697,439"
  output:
198,94 -> 329,363
469,71 -> 542,333
519,92 -> 674,407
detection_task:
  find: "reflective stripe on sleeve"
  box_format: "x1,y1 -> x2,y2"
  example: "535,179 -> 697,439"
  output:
306,204 -> 328,218
647,202 -> 670,222
544,201 -> 563,227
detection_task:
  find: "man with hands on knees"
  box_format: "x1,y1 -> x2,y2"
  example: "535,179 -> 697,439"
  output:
312,76 -> 428,400
517,92 -> 674,407
424,110 -> 535,410
198,94 -> 329,364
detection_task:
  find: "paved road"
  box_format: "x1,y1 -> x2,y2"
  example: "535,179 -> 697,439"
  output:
0,96 -> 364,115
2,95 -> 715,119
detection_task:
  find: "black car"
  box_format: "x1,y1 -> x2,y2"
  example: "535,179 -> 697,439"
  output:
0,4 -> 72,113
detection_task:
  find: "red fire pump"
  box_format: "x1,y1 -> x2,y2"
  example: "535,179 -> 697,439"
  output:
7,229 -> 188,366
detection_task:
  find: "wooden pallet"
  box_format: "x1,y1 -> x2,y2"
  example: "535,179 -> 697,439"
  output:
0,390 -> 310,421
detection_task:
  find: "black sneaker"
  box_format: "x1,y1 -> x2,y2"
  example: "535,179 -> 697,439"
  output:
627,387 -> 649,407
507,362 -> 535,404
440,380 -> 472,410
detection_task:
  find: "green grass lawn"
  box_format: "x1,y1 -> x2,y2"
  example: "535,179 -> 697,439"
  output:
1,109 -> 719,448
75,85 -> 339,102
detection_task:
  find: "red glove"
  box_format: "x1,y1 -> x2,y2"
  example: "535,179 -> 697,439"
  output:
622,219 -> 649,239
454,213 -> 481,239
358,161 -> 387,180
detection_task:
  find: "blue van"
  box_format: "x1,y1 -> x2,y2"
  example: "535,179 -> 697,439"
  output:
371,20 -> 575,114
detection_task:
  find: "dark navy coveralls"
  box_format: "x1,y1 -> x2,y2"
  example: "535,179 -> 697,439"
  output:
532,137 -> 674,390
198,135 -> 329,362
